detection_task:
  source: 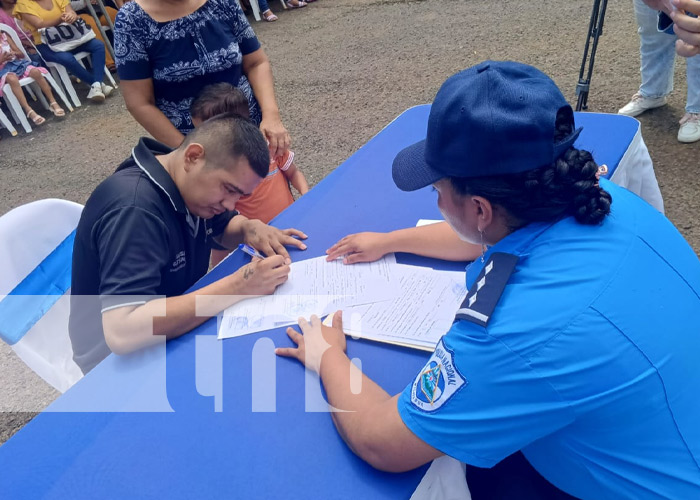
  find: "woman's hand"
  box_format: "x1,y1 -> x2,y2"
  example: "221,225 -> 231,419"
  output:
276,312 -> 346,374
326,232 -> 390,264
260,115 -> 290,159
61,11 -> 78,23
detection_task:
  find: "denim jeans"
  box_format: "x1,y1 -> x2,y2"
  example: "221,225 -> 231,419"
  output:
36,38 -> 106,86
258,0 -> 271,12
634,0 -> 700,113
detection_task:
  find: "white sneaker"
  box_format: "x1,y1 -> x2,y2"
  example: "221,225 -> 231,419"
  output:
678,113 -> 700,143
618,92 -> 667,117
87,83 -> 105,103
101,83 -> 114,97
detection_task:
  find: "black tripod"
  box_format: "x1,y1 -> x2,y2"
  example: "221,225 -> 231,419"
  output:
575,0 -> 609,111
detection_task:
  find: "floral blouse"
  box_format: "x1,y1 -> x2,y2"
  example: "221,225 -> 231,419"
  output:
114,0 -> 262,133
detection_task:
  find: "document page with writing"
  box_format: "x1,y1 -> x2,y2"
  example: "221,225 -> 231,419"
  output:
218,254 -> 400,339
341,265 -> 467,350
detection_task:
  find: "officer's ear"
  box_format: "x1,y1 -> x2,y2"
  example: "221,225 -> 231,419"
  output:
182,143 -> 206,172
470,196 -> 494,230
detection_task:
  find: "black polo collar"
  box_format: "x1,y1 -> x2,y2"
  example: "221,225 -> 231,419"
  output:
121,137 -> 200,236
128,137 -> 188,214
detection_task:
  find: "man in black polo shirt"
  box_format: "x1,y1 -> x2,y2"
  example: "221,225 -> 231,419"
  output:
69,114 -> 307,374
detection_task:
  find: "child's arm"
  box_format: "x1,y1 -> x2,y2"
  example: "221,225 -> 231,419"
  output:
281,162 -> 309,195
6,36 -> 23,59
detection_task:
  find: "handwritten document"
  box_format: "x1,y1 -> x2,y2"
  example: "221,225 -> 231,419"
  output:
218,254 -> 400,339
341,265 -> 467,350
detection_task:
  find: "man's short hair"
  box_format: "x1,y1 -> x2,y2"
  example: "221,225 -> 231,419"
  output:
181,114 -> 269,178
190,83 -> 251,121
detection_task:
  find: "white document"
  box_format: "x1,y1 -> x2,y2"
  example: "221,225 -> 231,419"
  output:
218,254 -> 400,339
416,219 -> 444,227
342,265 -> 466,349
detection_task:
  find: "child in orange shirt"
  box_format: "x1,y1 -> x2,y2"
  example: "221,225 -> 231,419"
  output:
190,82 -> 309,264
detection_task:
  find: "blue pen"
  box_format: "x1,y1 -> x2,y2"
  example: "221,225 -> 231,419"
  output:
238,243 -> 265,259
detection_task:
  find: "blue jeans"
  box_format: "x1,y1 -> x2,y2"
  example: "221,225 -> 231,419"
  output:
634,0 -> 700,113
258,0 -> 271,12
36,38 -> 106,86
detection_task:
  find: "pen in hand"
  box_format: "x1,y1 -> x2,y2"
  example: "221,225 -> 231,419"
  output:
238,243 -> 265,259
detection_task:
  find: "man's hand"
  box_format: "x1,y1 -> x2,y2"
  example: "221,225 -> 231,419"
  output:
242,219 -> 307,262
233,255 -> 291,296
260,115 -> 291,160
326,232 -> 390,264
671,0 -> 700,57
276,312 -> 346,374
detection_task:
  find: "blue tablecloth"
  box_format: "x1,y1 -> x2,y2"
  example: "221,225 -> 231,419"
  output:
0,106 -> 644,499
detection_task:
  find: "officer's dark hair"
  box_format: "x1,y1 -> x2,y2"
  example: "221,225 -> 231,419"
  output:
448,109 -> 612,227
181,113 -> 269,179
189,83 -> 250,121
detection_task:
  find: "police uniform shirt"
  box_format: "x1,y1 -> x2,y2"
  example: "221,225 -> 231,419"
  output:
69,138 -> 237,374
397,180 -> 700,499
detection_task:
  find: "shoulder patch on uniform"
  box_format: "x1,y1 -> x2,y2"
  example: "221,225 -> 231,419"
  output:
410,339 -> 467,412
455,252 -> 519,327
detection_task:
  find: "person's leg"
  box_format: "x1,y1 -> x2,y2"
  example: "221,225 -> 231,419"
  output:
36,44 -> 95,84
74,38 -> 107,85
634,0 -> 676,98
4,72 -> 45,124
79,14 -> 115,67
28,68 -> 56,103
466,452 -> 579,500
685,54 -> 700,114
4,73 -> 32,113
28,68 -> 64,116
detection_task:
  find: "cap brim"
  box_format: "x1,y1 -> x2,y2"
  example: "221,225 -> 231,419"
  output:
392,140 -> 446,192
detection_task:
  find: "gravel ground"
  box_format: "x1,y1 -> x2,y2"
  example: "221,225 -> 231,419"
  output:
0,0 -> 698,444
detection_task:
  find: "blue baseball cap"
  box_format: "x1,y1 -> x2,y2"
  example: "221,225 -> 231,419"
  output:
392,61 -> 582,191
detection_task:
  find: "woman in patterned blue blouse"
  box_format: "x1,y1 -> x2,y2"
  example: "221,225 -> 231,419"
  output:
113,0 -> 290,157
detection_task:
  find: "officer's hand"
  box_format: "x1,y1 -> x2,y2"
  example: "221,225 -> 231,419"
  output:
243,219 -> 307,264
233,255 -> 290,297
672,0 -> 700,57
276,312 -> 346,374
326,232 -> 389,264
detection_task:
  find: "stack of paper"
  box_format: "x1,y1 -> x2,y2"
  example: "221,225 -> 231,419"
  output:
340,265 -> 466,351
218,253 -> 467,352
218,254 -> 401,339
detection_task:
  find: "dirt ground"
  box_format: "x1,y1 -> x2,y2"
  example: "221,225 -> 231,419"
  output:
0,0 -> 698,445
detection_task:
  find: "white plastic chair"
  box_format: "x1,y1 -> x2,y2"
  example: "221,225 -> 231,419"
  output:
0,199 -> 85,393
0,105 -> 18,137
0,23 -> 74,134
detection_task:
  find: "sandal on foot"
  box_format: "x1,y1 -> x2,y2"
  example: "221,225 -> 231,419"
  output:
262,9 -> 278,21
26,109 -> 45,125
286,0 -> 307,8
49,102 -> 65,118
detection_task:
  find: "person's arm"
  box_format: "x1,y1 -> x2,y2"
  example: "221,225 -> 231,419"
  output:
216,215 -> 308,262
17,12 -> 63,29
276,313 -> 442,471
120,78 -> 185,148
326,221 -> 482,264
60,3 -> 78,23
102,256 -> 290,354
5,35 -> 23,59
242,48 -> 290,159
282,163 -> 309,195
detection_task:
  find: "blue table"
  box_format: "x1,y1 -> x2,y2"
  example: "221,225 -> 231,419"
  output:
0,106 -> 641,499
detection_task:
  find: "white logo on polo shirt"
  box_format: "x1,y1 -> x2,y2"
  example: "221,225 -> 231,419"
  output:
170,250 -> 186,272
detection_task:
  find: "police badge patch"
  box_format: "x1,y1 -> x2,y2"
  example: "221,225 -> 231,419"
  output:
410,339 -> 467,412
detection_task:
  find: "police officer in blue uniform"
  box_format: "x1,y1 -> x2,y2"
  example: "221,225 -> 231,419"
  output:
277,61 -> 700,499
